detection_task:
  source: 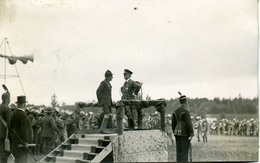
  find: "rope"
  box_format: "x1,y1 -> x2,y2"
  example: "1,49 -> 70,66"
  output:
4,39 -> 6,84
0,38 -> 5,48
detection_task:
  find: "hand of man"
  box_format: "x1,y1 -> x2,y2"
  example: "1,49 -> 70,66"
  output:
24,142 -> 28,148
188,133 -> 194,141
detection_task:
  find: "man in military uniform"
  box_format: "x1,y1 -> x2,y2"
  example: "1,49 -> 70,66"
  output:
10,96 -> 32,163
96,70 -> 113,134
0,88 -> 12,163
172,94 -> 194,162
121,69 -> 142,129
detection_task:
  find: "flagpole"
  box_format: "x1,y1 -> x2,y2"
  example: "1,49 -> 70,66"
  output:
4,38 -> 7,84
6,38 -> 26,95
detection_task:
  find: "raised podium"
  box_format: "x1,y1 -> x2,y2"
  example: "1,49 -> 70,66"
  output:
39,99 -> 168,163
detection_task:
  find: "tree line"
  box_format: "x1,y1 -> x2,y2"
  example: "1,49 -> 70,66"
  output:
55,93 -> 258,117
164,95 -> 258,116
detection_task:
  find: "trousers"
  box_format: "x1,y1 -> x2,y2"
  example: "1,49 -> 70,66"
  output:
0,137 -> 7,163
175,136 -> 190,162
14,148 -> 28,163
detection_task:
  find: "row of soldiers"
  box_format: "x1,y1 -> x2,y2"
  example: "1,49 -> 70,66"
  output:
208,118 -> 258,136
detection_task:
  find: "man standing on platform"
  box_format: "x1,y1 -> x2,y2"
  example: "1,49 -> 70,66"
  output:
121,69 -> 142,129
10,96 -> 32,163
96,70 -> 113,134
0,87 -> 12,163
172,93 -> 194,162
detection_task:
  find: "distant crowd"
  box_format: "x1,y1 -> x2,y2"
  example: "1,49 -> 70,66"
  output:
207,118 -> 258,136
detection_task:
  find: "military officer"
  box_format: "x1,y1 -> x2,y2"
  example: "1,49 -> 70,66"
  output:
121,69 -> 142,129
172,94 -> 194,162
0,88 -> 12,163
96,70 -> 113,134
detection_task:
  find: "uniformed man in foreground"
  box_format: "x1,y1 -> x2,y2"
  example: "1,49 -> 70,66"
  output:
96,70 -> 113,134
0,87 -> 12,163
121,69 -> 142,129
172,93 -> 194,162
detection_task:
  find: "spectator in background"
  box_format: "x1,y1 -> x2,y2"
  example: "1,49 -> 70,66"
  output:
201,119 -> 208,143
41,107 -> 60,154
78,111 -> 86,130
66,114 -> 77,137
194,116 -> 201,142
165,114 -> 174,145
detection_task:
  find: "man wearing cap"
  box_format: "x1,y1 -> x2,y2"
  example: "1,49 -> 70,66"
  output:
42,107 -> 60,154
10,96 -> 32,163
0,90 -> 12,163
121,69 -> 142,129
172,94 -> 194,162
96,70 -> 113,134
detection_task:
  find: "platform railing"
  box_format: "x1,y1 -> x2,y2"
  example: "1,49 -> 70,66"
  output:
76,99 -> 167,135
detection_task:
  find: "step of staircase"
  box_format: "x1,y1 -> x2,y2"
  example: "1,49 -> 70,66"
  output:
39,132 -> 116,163
70,144 -> 92,151
55,156 -> 77,163
62,150 -> 84,159
74,134 -> 117,140
77,138 -> 100,146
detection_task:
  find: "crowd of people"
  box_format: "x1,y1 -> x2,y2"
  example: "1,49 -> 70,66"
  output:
208,118 -> 258,137
0,68 -> 258,163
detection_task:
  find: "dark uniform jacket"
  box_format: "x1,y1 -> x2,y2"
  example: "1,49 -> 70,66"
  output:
172,105 -> 194,137
121,79 -> 141,100
42,115 -> 60,138
96,80 -> 112,106
11,109 -> 33,156
0,104 -> 12,138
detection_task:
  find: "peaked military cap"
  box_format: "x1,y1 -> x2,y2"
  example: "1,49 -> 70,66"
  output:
124,69 -> 133,74
105,70 -> 113,77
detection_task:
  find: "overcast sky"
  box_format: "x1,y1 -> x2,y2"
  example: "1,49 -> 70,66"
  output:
0,0 -> 258,106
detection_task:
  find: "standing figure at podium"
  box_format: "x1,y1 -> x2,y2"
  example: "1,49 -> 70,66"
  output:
121,69 -> 142,129
96,70 -> 113,134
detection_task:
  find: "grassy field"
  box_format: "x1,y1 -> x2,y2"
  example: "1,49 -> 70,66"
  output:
168,135 -> 259,162
31,134 -> 258,162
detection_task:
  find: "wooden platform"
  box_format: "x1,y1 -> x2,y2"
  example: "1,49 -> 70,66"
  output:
39,129 -> 168,163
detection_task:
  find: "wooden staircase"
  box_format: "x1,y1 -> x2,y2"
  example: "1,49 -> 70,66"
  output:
39,133 -> 117,163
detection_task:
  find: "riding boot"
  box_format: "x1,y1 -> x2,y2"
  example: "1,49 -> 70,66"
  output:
99,116 -> 111,134
107,115 -> 113,128
128,119 -> 135,130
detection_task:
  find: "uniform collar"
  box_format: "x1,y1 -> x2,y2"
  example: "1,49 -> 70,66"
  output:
17,108 -> 25,112
125,78 -> 131,82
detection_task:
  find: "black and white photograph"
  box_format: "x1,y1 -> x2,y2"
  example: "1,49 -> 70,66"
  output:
0,0 -> 258,162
